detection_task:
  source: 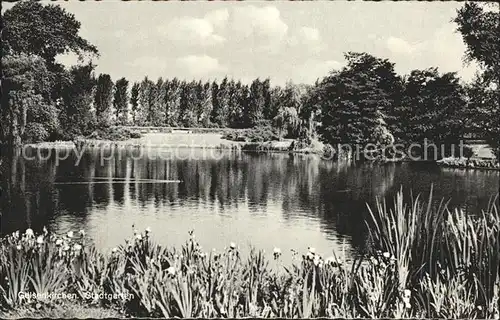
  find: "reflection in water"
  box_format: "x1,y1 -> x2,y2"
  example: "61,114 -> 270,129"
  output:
1,147 -> 498,261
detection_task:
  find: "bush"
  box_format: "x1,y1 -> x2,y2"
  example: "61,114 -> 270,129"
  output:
222,126 -> 279,143
23,122 -> 49,143
130,131 -> 142,139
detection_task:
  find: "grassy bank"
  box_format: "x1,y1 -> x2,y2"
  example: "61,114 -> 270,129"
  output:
1,189 -> 499,318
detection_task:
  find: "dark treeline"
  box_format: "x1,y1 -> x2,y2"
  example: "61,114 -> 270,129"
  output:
1,1 -> 498,157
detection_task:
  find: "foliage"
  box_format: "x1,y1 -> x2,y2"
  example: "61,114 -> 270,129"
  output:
394,68 -> 468,147
454,3 -> 500,85
58,63 -> 97,140
1,1 -> 97,146
2,0 -> 497,159
113,78 -> 129,126
94,74 -> 114,128
2,0 -> 98,66
1,54 -> 56,146
455,3 -> 500,159
222,125 -> 279,143
317,52 -> 402,146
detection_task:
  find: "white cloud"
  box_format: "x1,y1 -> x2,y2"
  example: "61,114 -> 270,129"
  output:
294,59 -> 344,84
386,36 -> 416,55
159,10 -> 227,46
204,8 -> 229,29
386,25 -> 477,81
289,26 -> 324,54
129,56 -> 168,70
299,26 -> 321,43
177,55 -> 225,76
232,6 -> 288,41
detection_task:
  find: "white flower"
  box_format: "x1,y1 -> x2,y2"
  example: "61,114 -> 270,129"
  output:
25,228 -> 34,237
230,242 -> 236,249
79,230 -> 85,236
404,289 -> 411,297
74,244 -> 82,251
67,231 -> 74,238
13,230 -> 20,238
16,245 -> 22,250
112,247 -> 118,253
36,235 -> 44,244
167,267 -> 176,276
383,252 -> 391,259
313,256 -> 321,266
273,247 -> 281,254
200,252 -> 207,258
63,244 -> 70,251
56,239 -> 63,246
133,229 -> 139,235
308,247 -> 316,254
145,227 -> 151,233
135,234 -> 142,241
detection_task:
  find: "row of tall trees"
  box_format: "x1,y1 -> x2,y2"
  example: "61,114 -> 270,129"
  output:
101,76 -> 304,129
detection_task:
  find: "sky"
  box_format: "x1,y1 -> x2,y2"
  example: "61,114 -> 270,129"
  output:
4,1 -> 479,86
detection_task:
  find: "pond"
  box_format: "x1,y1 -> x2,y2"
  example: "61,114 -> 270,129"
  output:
1,146 -> 499,261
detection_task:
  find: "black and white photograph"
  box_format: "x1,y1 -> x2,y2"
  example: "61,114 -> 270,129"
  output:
1,0 -> 499,318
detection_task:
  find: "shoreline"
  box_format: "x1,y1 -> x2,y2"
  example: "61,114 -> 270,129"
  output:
21,136 -> 499,171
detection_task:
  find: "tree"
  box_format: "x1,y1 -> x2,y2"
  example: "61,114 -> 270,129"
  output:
2,1 -> 98,68
274,107 -> 300,139
59,63 -> 97,139
113,77 -> 129,125
2,1 -> 98,145
455,3 -> 500,85
94,73 -> 114,127
130,82 -> 140,124
164,78 -> 181,126
137,77 -> 154,126
397,68 -> 467,146
455,3 -> 500,159
1,54 -> 57,146
247,79 -> 265,127
317,52 -> 402,146
196,82 -> 212,127
211,77 -> 230,127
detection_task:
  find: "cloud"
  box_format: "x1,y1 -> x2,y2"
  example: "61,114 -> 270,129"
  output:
177,55 -> 225,76
204,8 -> 229,29
293,59 -> 344,84
231,6 -> 289,42
386,25 -> 478,80
386,36 -> 416,55
299,26 -> 321,43
159,9 -> 227,46
289,26 -> 325,54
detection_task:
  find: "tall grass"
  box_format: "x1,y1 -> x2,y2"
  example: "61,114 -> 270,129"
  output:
1,188 -> 499,318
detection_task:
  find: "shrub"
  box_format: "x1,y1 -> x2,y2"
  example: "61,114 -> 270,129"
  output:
23,123 -> 49,143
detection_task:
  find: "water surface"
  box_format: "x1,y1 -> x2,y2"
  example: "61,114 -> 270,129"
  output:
1,147 -> 498,261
